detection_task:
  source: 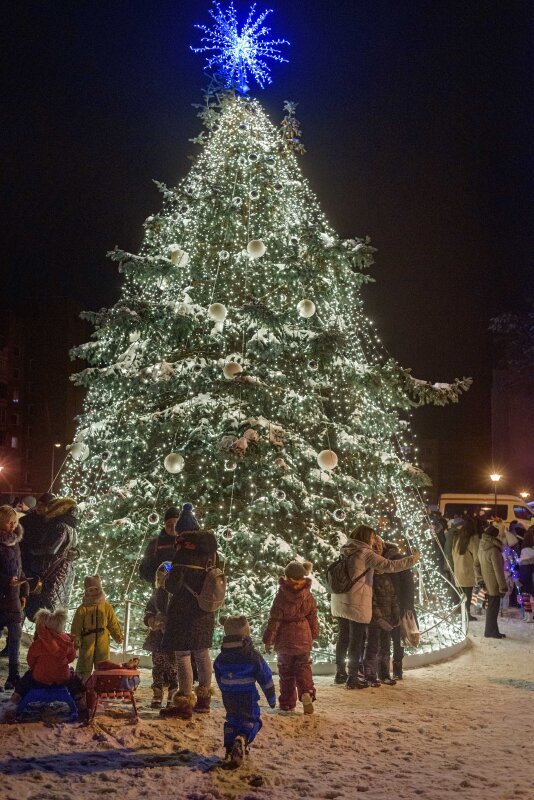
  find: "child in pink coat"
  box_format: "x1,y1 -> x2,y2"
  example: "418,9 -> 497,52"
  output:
263,560 -> 319,714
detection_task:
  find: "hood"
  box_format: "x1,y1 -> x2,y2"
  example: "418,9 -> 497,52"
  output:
341,538 -> 372,558
0,523 -> 23,547
382,542 -> 400,559
480,533 -> 502,552
278,575 -> 312,594
37,624 -> 74,657
45,497 -> 77,521
82,591 -> 106,605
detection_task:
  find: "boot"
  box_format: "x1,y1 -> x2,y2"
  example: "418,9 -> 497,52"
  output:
346,675 -> 368,690
150,687 -> 163,709
380,677 -> 397,686
301,692 -> 314,714
5,666 -> 20,692
159,692 -> 195,720
334,667 -> 348,685
227,735 -> 246,768
194,686 -> 212,714
392,661 -> 403,680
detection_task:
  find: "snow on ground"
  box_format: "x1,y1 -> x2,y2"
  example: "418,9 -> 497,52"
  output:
0,614 -> 533,800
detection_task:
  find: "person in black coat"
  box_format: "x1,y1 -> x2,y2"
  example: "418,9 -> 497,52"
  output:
0,505 -> 29,689
160,502 -> 219,719
139,506 -> 181,585
22,497 -> 78,622
386,540 -> 416,680
143,562 -> 178,709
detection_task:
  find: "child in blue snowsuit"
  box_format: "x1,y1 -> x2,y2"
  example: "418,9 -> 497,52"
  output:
214,615 -> 276,768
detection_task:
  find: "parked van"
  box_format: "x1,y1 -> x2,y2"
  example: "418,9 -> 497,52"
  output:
438,494 -> 533,527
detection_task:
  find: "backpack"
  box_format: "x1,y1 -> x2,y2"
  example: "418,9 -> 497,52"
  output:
324,555 -> 370,594
183,557 -> 227,613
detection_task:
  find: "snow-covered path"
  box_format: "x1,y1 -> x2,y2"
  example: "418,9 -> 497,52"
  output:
1,615 -> 533,800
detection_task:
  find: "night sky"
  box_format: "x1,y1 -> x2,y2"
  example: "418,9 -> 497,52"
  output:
3,1 -> 533,469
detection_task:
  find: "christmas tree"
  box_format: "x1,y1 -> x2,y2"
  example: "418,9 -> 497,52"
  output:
62,2 -> 471,655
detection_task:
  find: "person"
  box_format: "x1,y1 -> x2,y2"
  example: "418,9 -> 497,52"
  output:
143,562 -> 178,708
263,560 -> 319,714
451,516 -> 481,621
444,515 -> 464,576
0,505 -> 29,690
364,538 -> 400,687
15,496 -> 36,521
3,608 -> 85,721
477,524 -> 508,639
214,615 -> 276,769
71,575 -> 123,680
22,496 -> 78,621
517,527 -> 534,622
139,506 -> 181,585
386,541 -> 417,680
160,502 -> 219,719
331,524 -> 419,689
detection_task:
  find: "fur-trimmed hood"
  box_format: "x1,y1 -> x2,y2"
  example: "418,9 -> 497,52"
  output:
45,497 -> 77,521
0,522 -> 23,547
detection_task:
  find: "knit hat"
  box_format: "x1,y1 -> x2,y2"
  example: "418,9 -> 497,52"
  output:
39,492 -> 55,506
164,506 -> 181,522
84,575 -> 103,592
83,574 -> 105,603
22,496 -> 37,509
221,615 -> 251,638
284,560 -> 312,581
175,502 -> 200,532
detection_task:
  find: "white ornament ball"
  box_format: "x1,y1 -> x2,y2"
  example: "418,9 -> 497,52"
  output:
168,244 -> 189,267
297,299 -> 316,318
208,303 -> 228,323
317,449 -> 338,471
164,453 -> 185,474
223,361 -> 243,379
70,442 -> 89,462
247,239 -> 266,259
148,512 -> 160,525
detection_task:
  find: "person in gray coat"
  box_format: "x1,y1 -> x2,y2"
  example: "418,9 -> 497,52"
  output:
477,524 -> 508,639
331,524 -> 419,689
451,520 -> 481,622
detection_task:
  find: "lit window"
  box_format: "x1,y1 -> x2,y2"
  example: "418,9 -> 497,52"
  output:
11,436 -> 18,449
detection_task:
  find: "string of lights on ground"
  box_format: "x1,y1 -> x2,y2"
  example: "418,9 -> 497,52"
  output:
60,2 -> 471,656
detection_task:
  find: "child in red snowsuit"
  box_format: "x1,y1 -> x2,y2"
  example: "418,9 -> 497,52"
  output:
263,560 -> 319,713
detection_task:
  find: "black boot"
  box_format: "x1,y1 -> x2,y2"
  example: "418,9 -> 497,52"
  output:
346,674 -> 369,690
5,666 -> 20,691
334,666 -> 348,685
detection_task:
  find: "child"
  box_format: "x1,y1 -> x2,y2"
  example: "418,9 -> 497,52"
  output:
71,575 -> 123,680
143,562 -> 178,708
214,615 -> 276,768
364,538 -> 400,687
4,608 -> 85,721
0,504 -> 28,690
263,560 -> 319,713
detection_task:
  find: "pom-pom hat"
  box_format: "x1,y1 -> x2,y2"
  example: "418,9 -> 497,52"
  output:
176,502 -> 200,532
284,560 -> 312,581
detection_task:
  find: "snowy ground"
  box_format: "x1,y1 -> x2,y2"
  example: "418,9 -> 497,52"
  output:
0,613 -> 533,800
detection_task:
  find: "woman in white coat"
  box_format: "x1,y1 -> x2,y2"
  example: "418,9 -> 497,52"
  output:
331,525 -> 419,689
451,519 -> 481,622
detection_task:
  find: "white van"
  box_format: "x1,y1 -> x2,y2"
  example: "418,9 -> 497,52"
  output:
438,494 -> 533,527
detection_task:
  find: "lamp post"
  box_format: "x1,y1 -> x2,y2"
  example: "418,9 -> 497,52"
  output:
520,491 -> 530,500
50,443 -> 61,490
490,473 -> 502,513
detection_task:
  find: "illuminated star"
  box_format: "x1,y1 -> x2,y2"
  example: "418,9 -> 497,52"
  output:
191,2 -> 289,93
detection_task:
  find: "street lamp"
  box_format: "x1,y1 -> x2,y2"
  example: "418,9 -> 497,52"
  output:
51,443 -> 61,490
520,491 -> 530,500
490,473 -> 502,512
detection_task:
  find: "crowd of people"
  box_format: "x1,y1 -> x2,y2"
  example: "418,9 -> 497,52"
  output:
1,493 -> 533,768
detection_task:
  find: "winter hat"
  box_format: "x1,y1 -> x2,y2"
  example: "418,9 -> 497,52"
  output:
285,560 -> 313,581
39,492 -> 55,506
175,502 -> 200,533
34,607 -> 68,634
164,506 -> 181,522
22,496 -> 37,509
84,574 -> 103,592
83,575 -> 105,603
221,615 -> 251,638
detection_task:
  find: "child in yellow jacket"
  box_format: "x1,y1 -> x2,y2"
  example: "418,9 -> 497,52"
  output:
71,575 -> 123,680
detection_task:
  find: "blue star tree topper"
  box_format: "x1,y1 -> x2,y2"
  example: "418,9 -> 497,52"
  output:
191,2 -> 289,93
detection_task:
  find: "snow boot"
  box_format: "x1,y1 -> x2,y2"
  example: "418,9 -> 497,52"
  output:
227,735 -> 247,768
334,667 -> 348,685
159,692 -> 195,720
380,677 -> 397,686
5,667 -> 20,692
346,675 -> 368,690
150,687 -> 163,709
301,692 -> 314,714
194,685 -> 212,714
